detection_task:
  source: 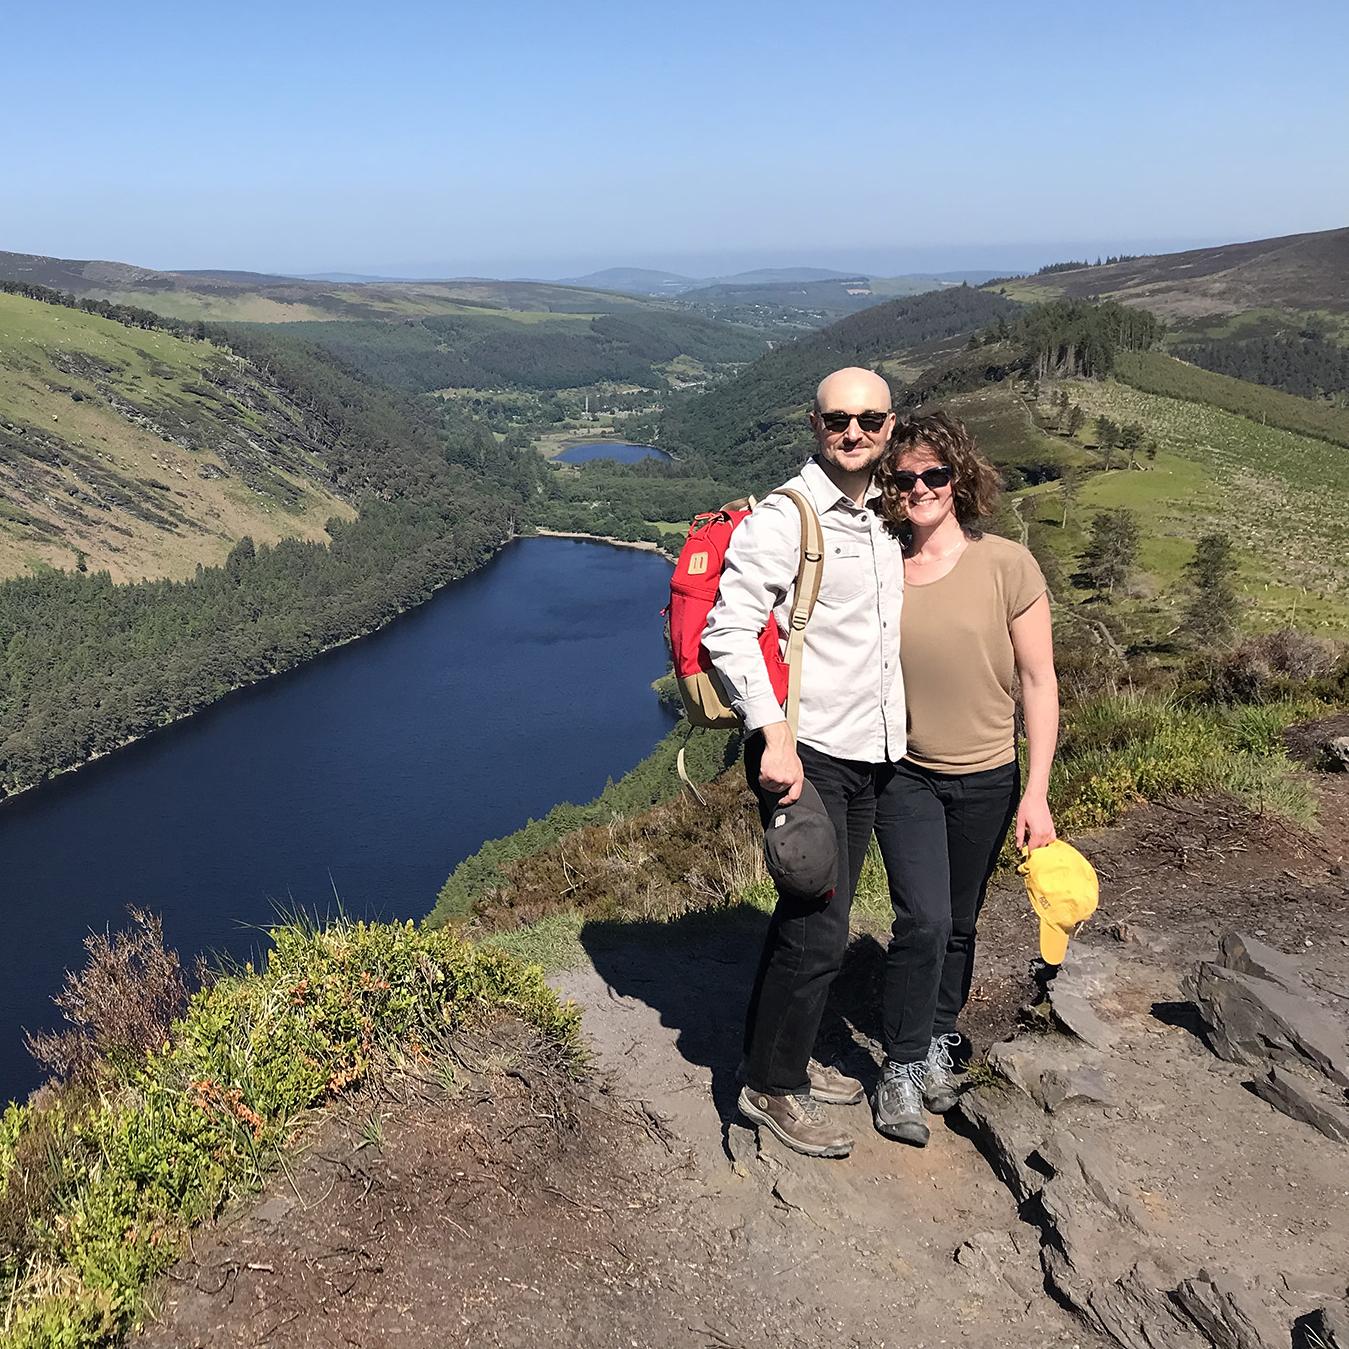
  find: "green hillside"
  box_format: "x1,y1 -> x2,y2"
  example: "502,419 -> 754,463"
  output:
0,290 -> 549,797
268,306 -> 766,395
0,292 -> 354,582
1013,376 -> 1349,631
652,287 -> 1022,489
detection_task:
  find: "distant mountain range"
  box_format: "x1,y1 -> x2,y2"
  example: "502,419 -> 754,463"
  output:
0,250 -> 657,323
5,226 -> 1344,332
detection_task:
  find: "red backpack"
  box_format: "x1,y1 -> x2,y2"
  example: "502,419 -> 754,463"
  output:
667,490 -> 824,732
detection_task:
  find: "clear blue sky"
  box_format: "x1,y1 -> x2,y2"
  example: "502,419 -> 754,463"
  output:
5,0 -> 1347,278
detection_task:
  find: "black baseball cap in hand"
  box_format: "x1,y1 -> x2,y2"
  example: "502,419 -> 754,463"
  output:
763,778 -> 838,899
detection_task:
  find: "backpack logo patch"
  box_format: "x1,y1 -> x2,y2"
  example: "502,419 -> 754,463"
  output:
687,552 -> 709,576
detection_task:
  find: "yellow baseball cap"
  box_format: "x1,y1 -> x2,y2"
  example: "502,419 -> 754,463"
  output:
1018,840 -> 1099,964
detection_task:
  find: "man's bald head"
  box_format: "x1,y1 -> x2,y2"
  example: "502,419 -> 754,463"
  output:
808,366 -> 896,491
814,366 -> 892,414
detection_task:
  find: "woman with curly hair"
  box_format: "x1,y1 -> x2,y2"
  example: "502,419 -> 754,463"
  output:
868,410 -> 1059,1147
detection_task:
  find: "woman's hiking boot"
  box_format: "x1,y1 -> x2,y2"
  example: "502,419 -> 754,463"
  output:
873,1059 -> 929,1146
922,1033 -> 963,1114
807,1058 -> 865,1105
737,1086 -> 854,1158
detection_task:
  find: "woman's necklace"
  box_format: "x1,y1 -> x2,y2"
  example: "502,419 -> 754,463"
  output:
908,536 -> 967,567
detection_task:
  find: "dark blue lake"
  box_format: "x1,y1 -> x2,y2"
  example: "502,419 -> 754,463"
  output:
554,441 -> 670,464
0,539 -> 674,1103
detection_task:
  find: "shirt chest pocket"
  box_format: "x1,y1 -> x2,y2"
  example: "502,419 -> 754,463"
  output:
818,547 -> 867,606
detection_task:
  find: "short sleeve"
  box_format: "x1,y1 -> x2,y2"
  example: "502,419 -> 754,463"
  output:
1005,544 -> 1047,621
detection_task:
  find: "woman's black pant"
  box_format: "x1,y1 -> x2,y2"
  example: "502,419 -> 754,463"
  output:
875,758 -> 1019,1064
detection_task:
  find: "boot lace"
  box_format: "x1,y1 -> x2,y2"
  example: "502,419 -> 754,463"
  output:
791,1088 -> 827,1124
927,1032 -> 961,1078
879,1058 -> 926,1113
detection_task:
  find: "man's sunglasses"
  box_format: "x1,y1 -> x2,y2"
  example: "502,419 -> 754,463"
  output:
890,466 -> 953,492
818,410 -> 890,434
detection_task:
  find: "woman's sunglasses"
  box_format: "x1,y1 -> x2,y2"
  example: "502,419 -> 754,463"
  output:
890,466 -> 953,492
818,410 -> 890,434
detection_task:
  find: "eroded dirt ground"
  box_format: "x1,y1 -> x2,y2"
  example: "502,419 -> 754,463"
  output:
136,753 -> 1348,1348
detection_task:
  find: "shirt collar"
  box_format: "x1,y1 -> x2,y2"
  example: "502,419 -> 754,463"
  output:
802,457 -> 881,514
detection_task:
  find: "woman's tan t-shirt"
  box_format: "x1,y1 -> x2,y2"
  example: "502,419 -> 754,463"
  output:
899,533 -> 1046,775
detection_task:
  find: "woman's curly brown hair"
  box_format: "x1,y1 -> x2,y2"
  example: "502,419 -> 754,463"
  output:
875,410 -> 1003,548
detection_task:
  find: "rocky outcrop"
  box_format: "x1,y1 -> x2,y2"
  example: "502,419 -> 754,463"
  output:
960,930 -> 1349,1349
1185,929 -> 1349,1146
1249,1067 -> 1349,1143
1186,962 -> 1348,1086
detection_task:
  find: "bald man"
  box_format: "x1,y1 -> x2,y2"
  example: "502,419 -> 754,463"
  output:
703,366 -> 907,1158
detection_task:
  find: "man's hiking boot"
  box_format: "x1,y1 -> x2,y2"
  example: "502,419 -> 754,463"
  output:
923,1033 -> 963,1114
735,1058 -> 864,1106
807,1058 -> 865,1105
873,1059 -> 929,1146
738,1086 -> 854,1158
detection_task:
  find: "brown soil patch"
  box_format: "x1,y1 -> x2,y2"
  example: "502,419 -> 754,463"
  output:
1284,712 -> 1349,767
135,1022 -> 784,1349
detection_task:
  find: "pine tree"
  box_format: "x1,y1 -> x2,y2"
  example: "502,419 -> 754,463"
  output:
1058,468 -> 1082,528
1095,415 -> 1120,468
1066,404 -> 1085,436
1080,509 -> 1139,597
1119,420 -> 1145,466
1184,532 -> 1239,645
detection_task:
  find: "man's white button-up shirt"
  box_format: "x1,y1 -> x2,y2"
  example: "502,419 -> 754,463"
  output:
702,457 -> 907,764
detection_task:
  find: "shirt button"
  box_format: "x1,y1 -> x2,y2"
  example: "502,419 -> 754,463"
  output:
859,514 -> 868,524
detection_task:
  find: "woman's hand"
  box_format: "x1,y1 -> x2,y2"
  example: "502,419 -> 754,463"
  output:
1016,791 -> 1057,851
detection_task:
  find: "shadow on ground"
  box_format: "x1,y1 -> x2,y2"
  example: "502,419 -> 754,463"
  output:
580,905 -> 896,1143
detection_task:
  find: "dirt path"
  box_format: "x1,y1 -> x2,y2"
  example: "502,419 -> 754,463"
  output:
556,910 -> 1102,1348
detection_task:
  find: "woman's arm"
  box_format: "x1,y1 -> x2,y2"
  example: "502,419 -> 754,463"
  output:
1010,592 -> 1059,849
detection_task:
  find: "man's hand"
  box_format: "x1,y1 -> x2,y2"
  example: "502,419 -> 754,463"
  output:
1015,791 -> 1057,851
759,722 -> 804,805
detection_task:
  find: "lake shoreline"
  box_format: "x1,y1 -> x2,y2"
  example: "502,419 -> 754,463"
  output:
532,528 -> 670,555
1,532 -> 665,813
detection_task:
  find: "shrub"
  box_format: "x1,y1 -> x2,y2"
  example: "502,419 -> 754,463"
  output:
1201,629 -> 1344,703
24,909 -> 189,1087
1047,690 -> 1320,835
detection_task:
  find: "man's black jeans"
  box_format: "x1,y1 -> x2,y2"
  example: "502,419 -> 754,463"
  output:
741,735 -> 878,1096
875,758 -> 1019,1064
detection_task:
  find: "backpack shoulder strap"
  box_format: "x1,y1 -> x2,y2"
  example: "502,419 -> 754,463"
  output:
769,488 -> 824,737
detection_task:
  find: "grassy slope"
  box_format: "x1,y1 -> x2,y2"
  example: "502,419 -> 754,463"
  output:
1010,377 -> 1349,633
1116,350 -> 1349,448
0,294 -> 354,582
